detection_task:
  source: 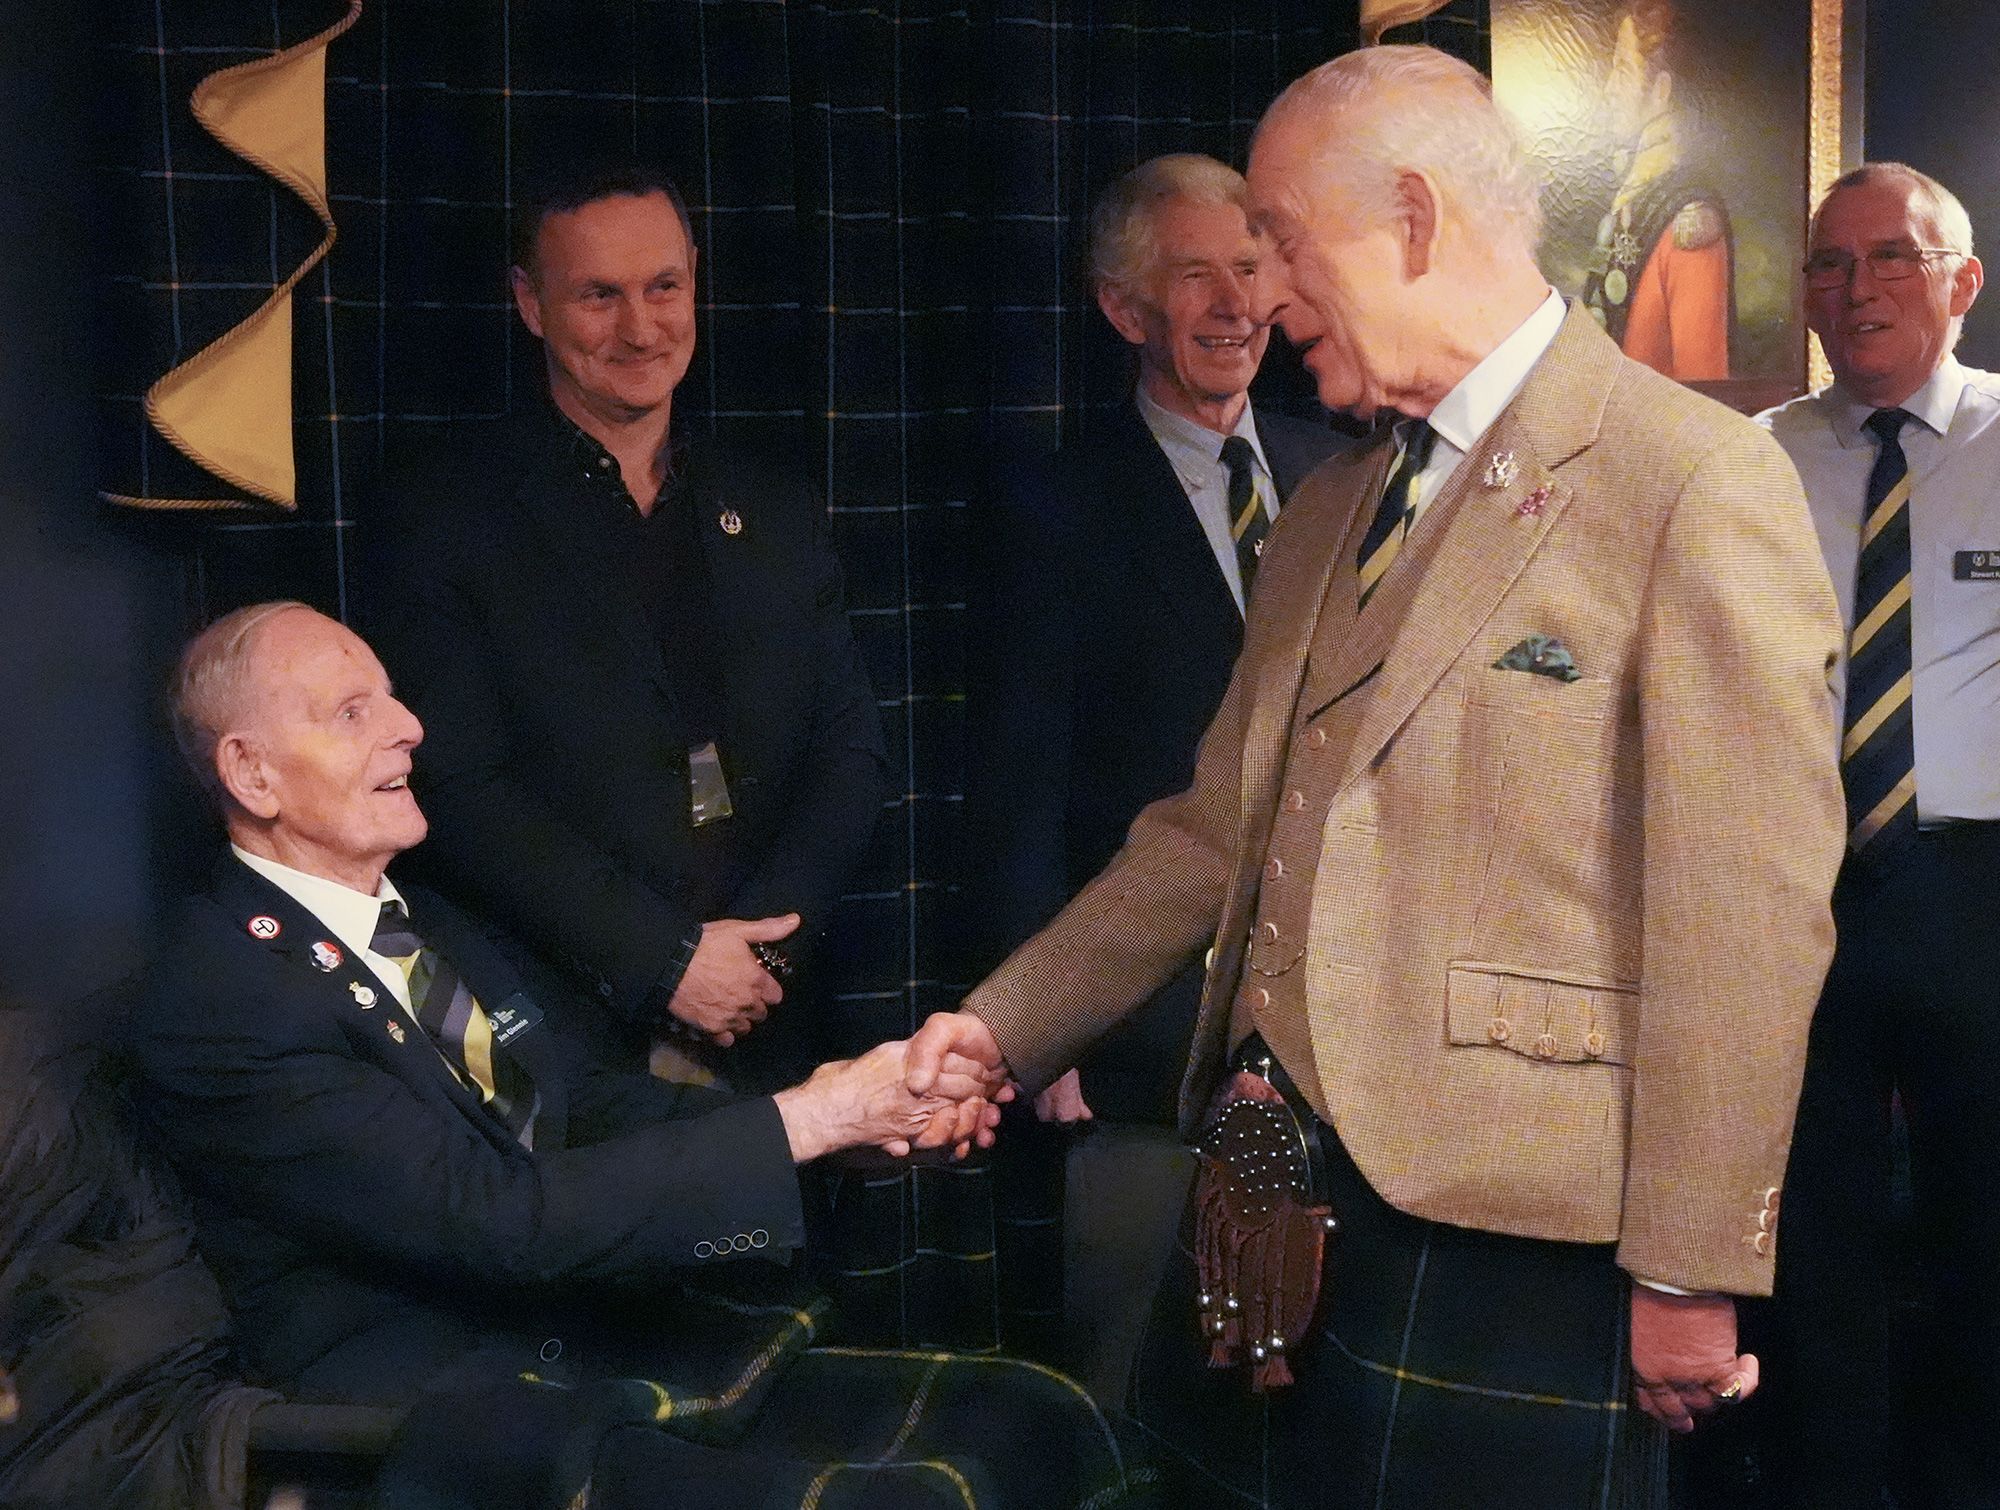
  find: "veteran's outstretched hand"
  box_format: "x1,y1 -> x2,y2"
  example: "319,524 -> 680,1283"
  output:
774,1037 -> 1003,1164
1629,1288 -> 1758,1433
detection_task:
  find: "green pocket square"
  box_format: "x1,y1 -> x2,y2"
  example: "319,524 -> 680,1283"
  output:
1493,633 -> 1582,682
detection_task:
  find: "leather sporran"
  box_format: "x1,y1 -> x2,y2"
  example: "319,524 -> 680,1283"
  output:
1191,1069 -> 1335,1391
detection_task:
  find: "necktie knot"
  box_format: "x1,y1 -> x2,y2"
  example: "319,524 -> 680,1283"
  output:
370,899 -> 422,959
1219,435 -> 1256,486
1397,419 -> 1438,473
1865,407 -> 1913,445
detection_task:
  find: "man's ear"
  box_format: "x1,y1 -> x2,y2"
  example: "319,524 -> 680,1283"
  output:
1394,169 -> 1443,280
216,733 -> 279,822
510,266 -> 545,340
1951,253 -> 1984,318
1096,281 -> 1152,348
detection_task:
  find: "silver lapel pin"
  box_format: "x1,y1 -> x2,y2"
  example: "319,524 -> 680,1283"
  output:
1482,451 -> 1518,490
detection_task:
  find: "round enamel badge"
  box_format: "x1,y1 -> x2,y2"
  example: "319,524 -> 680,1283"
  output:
246,915 -> 282,941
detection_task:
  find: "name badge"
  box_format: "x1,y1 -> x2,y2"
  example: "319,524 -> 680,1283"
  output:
688,739 -> 735,827
485,991 -> 545,1049
1953,550 -> 2000,581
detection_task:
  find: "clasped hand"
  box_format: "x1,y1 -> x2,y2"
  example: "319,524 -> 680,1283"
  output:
773,1035 -> 1013,1164
666,913 -> 800,1046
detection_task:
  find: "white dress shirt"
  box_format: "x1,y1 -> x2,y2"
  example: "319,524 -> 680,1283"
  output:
1137,387 -> 1278,616
232,845 -> 420,1019
1760,358 -> 2000,823
1403,287 -> 1569,526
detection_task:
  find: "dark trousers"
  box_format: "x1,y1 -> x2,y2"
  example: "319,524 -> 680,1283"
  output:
1764,824 -> 2000,1510
1129,1118 -> 1668,1510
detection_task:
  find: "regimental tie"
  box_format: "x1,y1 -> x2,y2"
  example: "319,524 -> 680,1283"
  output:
1355,419 -> 1438,610
372,901 -> 538,1146
1841,407 -> 1919,859
1221,435 -> 1268,598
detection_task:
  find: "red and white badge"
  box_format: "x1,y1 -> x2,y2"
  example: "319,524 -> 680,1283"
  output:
246,915 -> 282,941
310,940 -> 343,972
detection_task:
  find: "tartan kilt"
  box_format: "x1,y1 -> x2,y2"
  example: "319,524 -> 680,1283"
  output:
379,1343 -> 1159,1510
1127,1118 -> 1671,1510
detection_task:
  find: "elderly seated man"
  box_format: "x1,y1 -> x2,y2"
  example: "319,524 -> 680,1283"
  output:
129,601 -> 1149,1508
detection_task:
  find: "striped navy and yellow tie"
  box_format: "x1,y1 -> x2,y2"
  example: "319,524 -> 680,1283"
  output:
1355,420 -> 1437,610
372,901 -> 538,1146
1842,407 -> 1919,858
1222,436 -> 1268,598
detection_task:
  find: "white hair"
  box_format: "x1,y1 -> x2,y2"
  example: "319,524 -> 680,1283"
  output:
171,600 -> 314,811
1256,45 -> 1542,254
1815,161 -> 1974,258
1089,153 -> 1251,294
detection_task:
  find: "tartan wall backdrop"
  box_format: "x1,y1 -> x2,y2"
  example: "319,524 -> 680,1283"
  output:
99,0 -> 1488,1348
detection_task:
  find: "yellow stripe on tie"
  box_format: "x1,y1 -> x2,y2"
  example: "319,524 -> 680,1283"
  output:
462,1004 -> 497,1102
1849,576 -> 1912,659
1860,474 -> 1911,550
1841,671 -> 1913,760
1852,771 -> 1917,848
1231,493 -> 1260,541
1358,527 -> 1403,599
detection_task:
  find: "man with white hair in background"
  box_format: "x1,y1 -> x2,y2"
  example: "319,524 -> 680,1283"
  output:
963,154 -> 1341,1370
913,45 -> 1844,1505
1759,161 -> 1996,1510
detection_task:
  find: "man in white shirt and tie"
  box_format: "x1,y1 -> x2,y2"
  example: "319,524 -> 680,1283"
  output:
1759,160 -> 1998,1510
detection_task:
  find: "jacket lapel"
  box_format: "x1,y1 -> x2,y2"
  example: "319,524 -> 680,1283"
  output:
212,860 -> 520,1153
1329,306 -> 1619,792
1098,403 -> 1245,635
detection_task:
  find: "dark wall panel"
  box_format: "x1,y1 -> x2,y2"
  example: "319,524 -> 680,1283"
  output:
1865,0 -> 2000,369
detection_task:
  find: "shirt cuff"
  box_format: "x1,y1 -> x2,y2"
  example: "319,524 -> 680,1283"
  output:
647,927 -> 706,1031
1633,1276 -> 1710,1297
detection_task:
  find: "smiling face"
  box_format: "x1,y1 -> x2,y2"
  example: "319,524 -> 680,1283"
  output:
218,609 -> 427,893
512,190 -> 697,430
1099,195 -> 1271,432
1247,120 -> 1420,421
1806,176 -> 1982,409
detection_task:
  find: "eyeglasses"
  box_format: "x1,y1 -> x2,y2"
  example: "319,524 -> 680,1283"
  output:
1803,244 -> 1962,289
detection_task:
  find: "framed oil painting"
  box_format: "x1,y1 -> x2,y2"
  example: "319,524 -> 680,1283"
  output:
1493,0 -> 1845,412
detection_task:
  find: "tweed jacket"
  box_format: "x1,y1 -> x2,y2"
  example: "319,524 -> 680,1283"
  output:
967,306 -> 1846,1295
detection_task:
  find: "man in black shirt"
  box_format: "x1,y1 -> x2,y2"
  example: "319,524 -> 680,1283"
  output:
368,160 -> 885,1091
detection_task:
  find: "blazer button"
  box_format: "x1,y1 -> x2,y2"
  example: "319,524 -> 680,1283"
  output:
1265,857 -> 1285,880
731,1234 -> 751,1252
1583,1031 -> 1606,1058
1260,922 -> 1280,944
751,1229 -> 770,1249
1752,1232 -> 1772,1257
539,1337 -> 563,1363
1488,1018 -> 1510,1043
1534,1032 -> 1557,1059
1249,986 -> 1272,1010
695,1240 -> 715,1259
1284,791 -> 1306,812
1305,728 -> 1328,751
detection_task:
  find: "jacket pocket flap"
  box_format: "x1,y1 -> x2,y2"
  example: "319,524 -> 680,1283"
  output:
1445,962 -> 1635,1066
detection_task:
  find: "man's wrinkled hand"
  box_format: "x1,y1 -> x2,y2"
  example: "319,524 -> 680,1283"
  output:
1629,1287 -> 1757,1433
667,913 -> 799,1045
1034,1067 -> 1093,1124
773,1039 -> 1002,1163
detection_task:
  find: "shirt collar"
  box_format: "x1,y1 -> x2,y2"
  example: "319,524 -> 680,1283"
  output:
1424,288 -> 1567,457
232,844 -> 405,943
1824,357 -> 1970,448
1135,386 -> 1270,487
